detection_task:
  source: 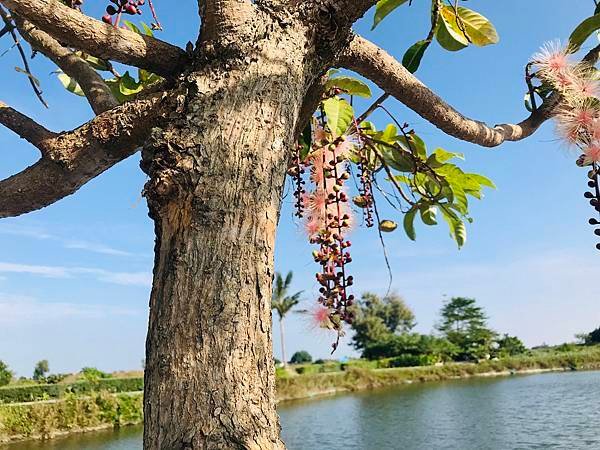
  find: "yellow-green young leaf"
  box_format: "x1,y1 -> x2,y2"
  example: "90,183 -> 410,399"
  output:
403,207 -> 418,241
325,76 -> 372,98
372,0 -> 409,30
433,148 -> 464,163
322,97 -> 354,138
57,72 -> 85,96
119,72 -> 144,96
441,208 -> 467,248
441,6 -> 499,48
569,15 -> 600,53
436,7 -> 469,51
122,20 -> 142,34
467,173 -> 496,189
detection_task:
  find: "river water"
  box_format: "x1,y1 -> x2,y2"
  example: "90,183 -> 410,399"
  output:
4,370 -> 600,449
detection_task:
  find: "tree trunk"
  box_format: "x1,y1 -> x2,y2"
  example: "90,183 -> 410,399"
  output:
140,27 -> 315,448
279,318 -> 287,367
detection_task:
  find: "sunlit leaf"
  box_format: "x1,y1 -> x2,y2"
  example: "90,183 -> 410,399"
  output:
57,72 -> 85,96
372,0 -> 409,30
326,76 -> 372,98
322,97 -> 354,137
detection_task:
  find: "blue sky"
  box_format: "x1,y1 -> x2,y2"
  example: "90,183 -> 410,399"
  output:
1,1 -> 599,376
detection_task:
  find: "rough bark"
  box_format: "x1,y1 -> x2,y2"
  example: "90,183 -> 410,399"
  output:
140,19 -> 315,449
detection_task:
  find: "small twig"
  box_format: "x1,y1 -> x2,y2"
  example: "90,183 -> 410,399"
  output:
148,0 -> 163,30
525,62 -> 537,111
371,194 -> 393,296
356,92 -> 389,124
0,6 -> 47,108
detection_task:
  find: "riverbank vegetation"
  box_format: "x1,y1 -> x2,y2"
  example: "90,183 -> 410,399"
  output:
3,344 -> 600,443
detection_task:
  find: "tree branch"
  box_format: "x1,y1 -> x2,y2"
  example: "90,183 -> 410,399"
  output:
0,91 -> 179,218
199,0 -> 255,43
0,0 -> 188,76
0,101 -> 56,147
15,17 -> 118,115
338,35 -> 552,148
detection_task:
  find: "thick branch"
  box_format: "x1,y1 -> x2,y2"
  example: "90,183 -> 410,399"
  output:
0,0 -> 187,76
0,101 -> 56,147
338,35 -> 551,148
0,91 -> 178,218
199,0 -> 255,43
15,18 -> 117,115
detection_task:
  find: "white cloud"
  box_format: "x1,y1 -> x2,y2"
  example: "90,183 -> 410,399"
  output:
0,293 -> 141,325
0,262 -> 151,287
0,223 -> 134,257
64,240 -> 133,257
0,262 -> 70,278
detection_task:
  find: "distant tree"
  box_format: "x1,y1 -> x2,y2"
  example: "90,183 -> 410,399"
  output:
290,351 -> 312,364
33,359 -> 49,381
350,292 -> 416,351
271,271 -> 303,367
579,326 -> 600,345
437,297 -> 496,361
363,333 -> 458,363
0,360 -> 13,386
80,367 -> 111,382
495,334 -> 527,357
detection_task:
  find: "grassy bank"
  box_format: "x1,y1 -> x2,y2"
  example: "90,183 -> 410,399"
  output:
3,347 -> 600,443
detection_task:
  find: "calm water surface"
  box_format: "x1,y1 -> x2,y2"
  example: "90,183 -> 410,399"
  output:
5,370 -> 600,450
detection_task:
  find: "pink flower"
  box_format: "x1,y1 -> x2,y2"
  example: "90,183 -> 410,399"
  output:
574,76 -> 600,99
306,188 -> 328,216
304,214 -> 323,237
533,41 -> 571,77
310,306 -> 333,329
333,140 -> 354,159
583,144 -> 600,164
556,103 -> 597,144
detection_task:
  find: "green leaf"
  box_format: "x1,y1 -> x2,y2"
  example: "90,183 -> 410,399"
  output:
322,97 -> 354,137
437,6 -> 498,50
432,148 -> 464,163
569,14 -> 600,53
453,7 -> 499,47
372,0 -> 409,30
436,8 -> 469,51
57,72 -> 85,96
118,71 -> 144,96
122,20 -> 142,34
140,22 -> 154,37
467,173 -> 496,189
402,40 -> 429,73
441,207 -> 467,248
403,133 -> 427,160
325,76 -> 372,98
403,206 -> 418,241
419,205 -> 438,226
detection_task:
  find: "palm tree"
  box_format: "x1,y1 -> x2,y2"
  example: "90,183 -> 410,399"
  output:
272,271 -> 302,366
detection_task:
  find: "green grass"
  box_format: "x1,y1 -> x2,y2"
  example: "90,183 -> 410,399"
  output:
0,392 -> 142,442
